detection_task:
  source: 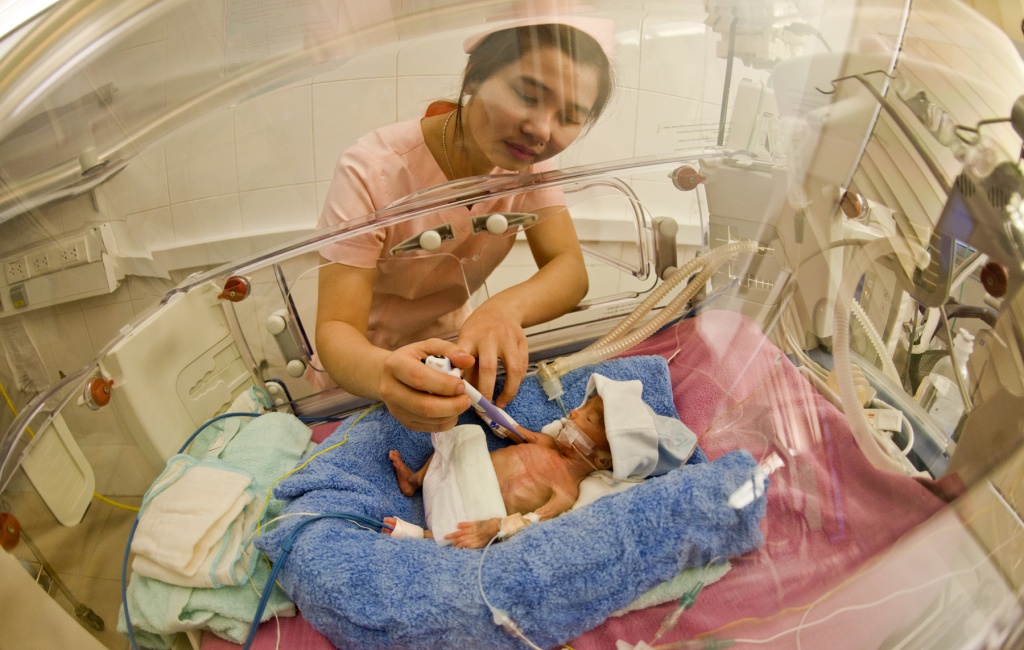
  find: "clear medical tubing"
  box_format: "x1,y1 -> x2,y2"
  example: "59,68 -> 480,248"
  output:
590,241 -> 748,350
833,237 -> 921,474
850,298 -> 903,384
543,241 -> 759,381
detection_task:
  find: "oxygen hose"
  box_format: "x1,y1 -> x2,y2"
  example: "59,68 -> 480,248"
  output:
850,298 -> 902,385
590,241 -> 737,348
833,237 -> 922,474
537,240 -> 761,402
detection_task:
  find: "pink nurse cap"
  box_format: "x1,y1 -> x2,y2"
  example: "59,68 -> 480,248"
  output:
462,15 -> 617,59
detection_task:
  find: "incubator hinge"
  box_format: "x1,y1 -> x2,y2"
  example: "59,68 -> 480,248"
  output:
470,212 -> 537,235
389,224 -> 455,255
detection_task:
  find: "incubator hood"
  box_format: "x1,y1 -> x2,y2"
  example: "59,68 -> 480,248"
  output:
1,0 -> 1024,648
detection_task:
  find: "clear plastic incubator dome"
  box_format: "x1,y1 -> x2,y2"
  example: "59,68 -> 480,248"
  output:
0,1 -> 1023,649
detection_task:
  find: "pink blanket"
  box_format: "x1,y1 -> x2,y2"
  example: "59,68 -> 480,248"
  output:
572,310 -> 947,648
204,310 -> 947,649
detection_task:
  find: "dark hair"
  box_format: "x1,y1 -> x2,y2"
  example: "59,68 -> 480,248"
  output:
454,23 -> 614,143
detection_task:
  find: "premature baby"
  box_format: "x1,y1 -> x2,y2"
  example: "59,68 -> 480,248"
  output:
385,373 -> 698,548
388,390 -> 610,548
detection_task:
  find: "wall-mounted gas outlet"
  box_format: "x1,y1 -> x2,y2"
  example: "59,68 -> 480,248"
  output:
5,258 -> 28,284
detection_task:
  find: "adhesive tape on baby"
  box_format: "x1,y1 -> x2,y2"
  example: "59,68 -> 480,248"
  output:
390,518 -> 425,539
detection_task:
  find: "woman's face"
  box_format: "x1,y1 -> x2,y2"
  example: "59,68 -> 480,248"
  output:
462,46 -> 600,172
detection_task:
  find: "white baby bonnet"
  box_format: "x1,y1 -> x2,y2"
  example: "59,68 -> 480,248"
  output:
583,373 -> 697,480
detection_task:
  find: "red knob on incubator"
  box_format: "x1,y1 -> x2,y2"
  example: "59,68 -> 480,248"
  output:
83,376 -> 114,410
0,512 -> 20,550
218,276 -> 251,302
980,261 -> 1008,298
670,165 -> 706,191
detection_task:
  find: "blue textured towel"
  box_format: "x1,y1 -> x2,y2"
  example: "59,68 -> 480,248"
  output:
255,356 -> 765,649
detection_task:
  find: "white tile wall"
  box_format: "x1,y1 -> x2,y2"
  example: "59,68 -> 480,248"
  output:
396,30 -> 471,76
638,17 -> 708,100
125,206 -> 176,252
103,145 -> 170,218
170,194 -> 242,244
164,0 -> 228,107
239,185 -> 318,233
235,86 -> 315,191
313,42 -> 400,83
397,76 -> 462,121
312,78 -> 398,181
165,111 -> 238,203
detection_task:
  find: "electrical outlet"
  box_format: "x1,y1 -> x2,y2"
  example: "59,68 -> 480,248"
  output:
59,243 -> 80,265
5,258 -> 28,284
30,250 -> 51,274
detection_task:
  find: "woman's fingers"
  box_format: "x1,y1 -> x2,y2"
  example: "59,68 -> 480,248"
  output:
494,336 -> 527,408
378,339 -> 474,431
457,319 -> 528,406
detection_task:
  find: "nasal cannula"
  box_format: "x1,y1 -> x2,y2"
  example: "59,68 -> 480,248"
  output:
424,355 -> 526,441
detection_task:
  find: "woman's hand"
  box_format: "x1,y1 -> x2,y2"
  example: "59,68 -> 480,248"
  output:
457,301 -> 528,408
457,205 -> 588,408
378,339 -> 476,432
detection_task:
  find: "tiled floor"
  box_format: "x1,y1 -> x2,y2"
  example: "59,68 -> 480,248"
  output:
3,486 -> 140,649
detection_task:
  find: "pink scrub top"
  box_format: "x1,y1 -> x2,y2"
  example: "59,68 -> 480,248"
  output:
317,112 -> 565,351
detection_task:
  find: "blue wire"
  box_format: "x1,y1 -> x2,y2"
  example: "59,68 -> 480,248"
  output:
242,512 -> 389,650
121,517 -> 140,650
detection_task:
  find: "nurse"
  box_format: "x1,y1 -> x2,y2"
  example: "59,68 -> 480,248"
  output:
314,19 -> 615,432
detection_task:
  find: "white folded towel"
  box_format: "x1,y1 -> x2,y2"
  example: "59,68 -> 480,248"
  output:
131,455 -> 259,588
422,425 -> 507,545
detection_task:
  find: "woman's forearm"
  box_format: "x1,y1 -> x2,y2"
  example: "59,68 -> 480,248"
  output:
315,319 -> 389,400
486,249 -> 589,328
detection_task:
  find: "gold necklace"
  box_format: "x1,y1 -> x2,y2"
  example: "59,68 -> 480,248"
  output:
441,110 -> 457,180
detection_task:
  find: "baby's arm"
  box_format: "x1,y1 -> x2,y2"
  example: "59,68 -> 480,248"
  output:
510,426 -> 558,450
442,487 -> 577,548
444,518 -> 502,548
530,488 -> 577,521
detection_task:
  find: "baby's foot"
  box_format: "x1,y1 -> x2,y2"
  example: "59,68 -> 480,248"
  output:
389,450 -> 421,496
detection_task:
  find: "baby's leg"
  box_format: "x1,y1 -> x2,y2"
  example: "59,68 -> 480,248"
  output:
388,450 -> 432,497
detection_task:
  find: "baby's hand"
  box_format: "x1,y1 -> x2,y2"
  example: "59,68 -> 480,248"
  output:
444,518 -> 501,548
508,426 -> 543,445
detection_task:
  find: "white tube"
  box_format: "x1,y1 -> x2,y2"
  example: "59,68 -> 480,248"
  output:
833,238 -> 918,474
591,244 -> 727,348
593,240 -> 759,349
544,241 -> 759,379
850,299 -> 902,384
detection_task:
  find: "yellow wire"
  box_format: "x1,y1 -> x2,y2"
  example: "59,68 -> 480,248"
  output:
0,378 -> 34,437
92,492 -> 140,512
1,377 -> 140,512
256,402 -> 383,537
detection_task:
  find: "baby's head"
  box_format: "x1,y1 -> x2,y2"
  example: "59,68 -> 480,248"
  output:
566,373 -> 698,480
556,393 -> 613,471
